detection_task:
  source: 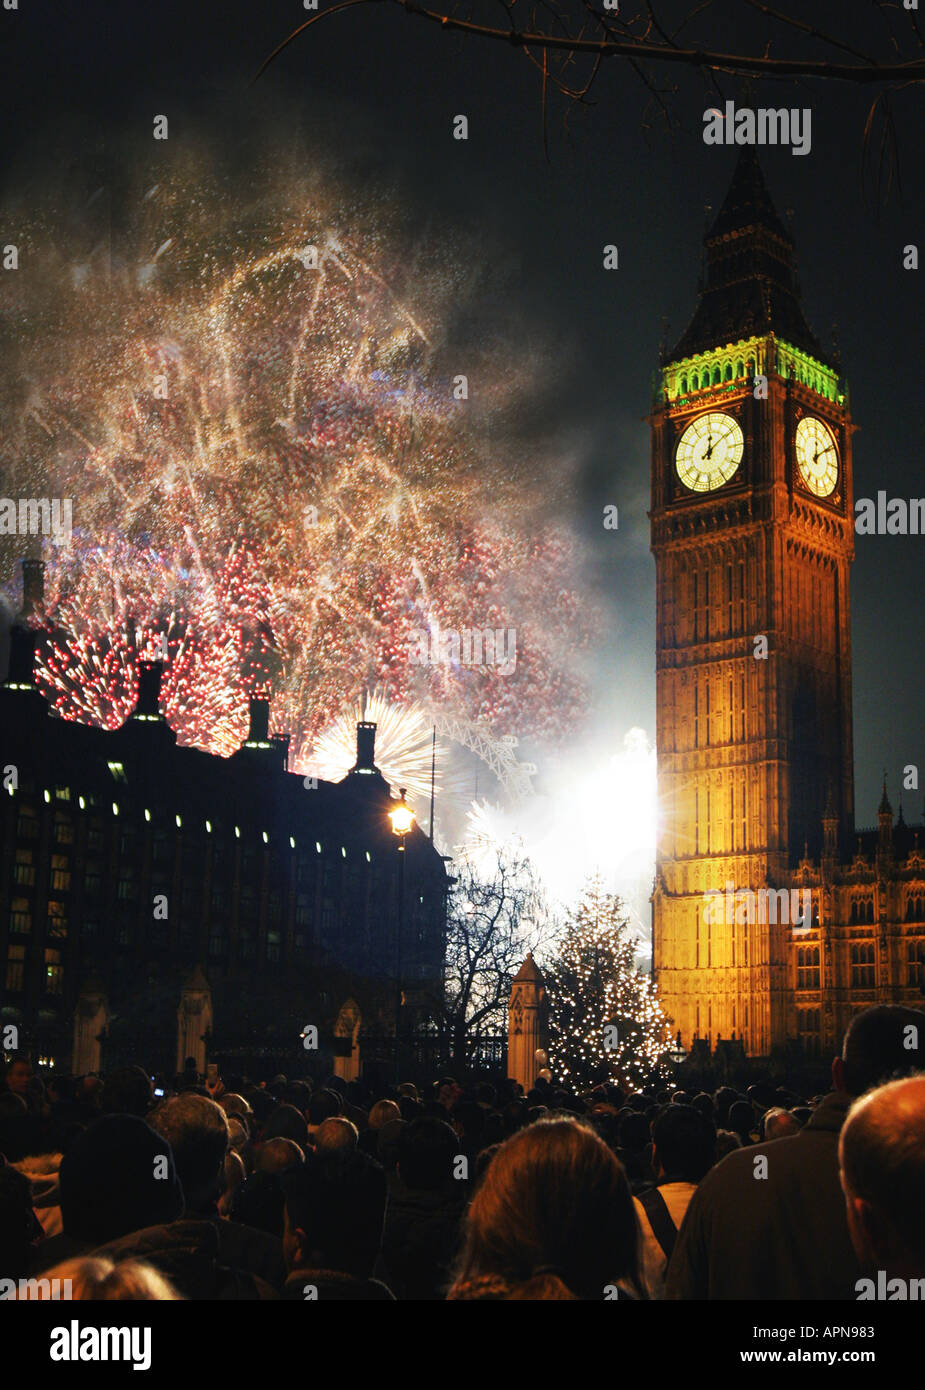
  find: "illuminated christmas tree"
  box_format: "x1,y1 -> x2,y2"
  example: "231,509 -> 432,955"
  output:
548,876 -> 669,1089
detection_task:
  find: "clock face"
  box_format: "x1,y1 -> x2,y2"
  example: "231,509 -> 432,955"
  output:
675,413 -> 744,492
795,417 -> 838,497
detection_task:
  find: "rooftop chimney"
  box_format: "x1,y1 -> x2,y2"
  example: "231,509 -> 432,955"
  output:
3,560 -> 46,689
5,626 -> 35,687
134,661 -> 164,718
354,721 -> 377,772
21,559 -> 45,618
246,694 -> 270,744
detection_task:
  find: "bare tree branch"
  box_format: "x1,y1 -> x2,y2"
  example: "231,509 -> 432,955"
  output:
258,0 -> 925,85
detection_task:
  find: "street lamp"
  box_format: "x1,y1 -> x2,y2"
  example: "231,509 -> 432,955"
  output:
389,789 -> 415,1084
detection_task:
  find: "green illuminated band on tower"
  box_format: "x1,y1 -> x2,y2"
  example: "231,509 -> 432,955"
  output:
659,335 -> 845,407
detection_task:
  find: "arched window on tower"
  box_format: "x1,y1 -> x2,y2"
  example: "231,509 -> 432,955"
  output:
680,375 -> 688,395
851,942 -> 876,988
797,947 -> 820,990
712,365 -> 722,386
724,362 -> 733,381
737,561 -> 746,631
734,358 -> 744,378
728,676 -> 734,742
726,562 -> 734,633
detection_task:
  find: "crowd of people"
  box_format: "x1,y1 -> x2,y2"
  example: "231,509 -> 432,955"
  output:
1,1003 -> 924,1301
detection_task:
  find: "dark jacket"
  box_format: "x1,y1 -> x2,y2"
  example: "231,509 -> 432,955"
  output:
380,1180 -> 466,1300
93,1219 -> 277,1300
664,1090 -> 861,1301
282,1269 -> 395,1301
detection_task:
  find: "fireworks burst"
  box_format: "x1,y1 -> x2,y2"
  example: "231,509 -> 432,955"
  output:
1,149 -> 595,771
310,687 -> 462,815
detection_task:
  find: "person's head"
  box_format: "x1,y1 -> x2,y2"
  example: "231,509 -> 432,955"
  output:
219,1150 -> 247,1216
244,1089 -> 275,1128
616,1108 -> 651,1153
715,1129 -> 742,1161
148,1094 -> 230,1214
449,1118 -> 637,1300
763,1107 -> 801,1141
728,1100 -> 755,1143
101,1065 -> 153,1118
367,1099 -> 401,1131
31,1256 -> 182,1300
835,1006 -> 925,1098
436,1077 -> 462,1111
263,1104 -> 309,1148
713,1086 -> 737,1125
651,1104 -> 716,1183
397,1116 -> 458,1191
78,1075 -> 103,1110
4,1058 -> 34,1097
502,1099 -> 529,1136
281,1150 -> 387,1278
690,1092 -> 715,1121
47,1074 -> 76,1105
59,1115 -> 183,1246
839,1074 -> 925,1277
255,1137 -> 305,1174
453,1100 -> 486,1148
376,1118 -> 406,1175
281,1081 -> 313,1113
313,1117 -> 359,1153
219,1094 -> 254,1132
225,1115 -> 249,1153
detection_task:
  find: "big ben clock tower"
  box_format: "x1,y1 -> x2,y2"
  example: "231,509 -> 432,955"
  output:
650,150 -> 856,1057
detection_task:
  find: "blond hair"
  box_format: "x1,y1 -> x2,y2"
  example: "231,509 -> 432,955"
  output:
35,1256 -> 182,1301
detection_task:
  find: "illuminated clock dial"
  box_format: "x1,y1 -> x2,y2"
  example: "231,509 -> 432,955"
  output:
795,417 -> 838,498
675,412 -> 744,492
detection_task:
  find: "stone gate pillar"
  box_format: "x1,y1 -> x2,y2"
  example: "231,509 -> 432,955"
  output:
177,966 -> 213,1074
72,974 -> 109,1075
508,953 -> 548,1092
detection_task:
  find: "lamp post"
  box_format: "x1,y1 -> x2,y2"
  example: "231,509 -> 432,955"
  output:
388,789 -> 415,1085
669,1030 -> 688,1069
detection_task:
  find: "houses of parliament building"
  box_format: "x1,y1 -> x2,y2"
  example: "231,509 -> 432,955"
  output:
651,150 -> 925,1061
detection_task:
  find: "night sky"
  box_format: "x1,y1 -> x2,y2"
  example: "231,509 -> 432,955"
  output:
1,0 -> 922,831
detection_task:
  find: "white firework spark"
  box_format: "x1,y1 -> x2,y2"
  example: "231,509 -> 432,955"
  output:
310,687 -> 454,813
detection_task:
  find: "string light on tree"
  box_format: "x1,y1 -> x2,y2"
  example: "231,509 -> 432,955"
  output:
547,876 -> 669,1089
